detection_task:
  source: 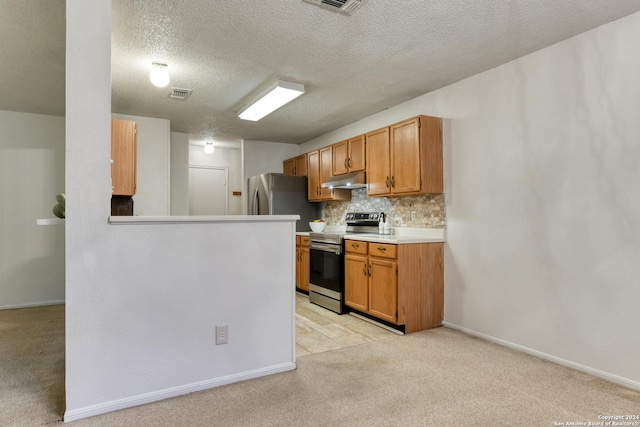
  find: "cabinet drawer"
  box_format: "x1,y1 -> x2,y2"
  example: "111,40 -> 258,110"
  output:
300,236 -> 310,246
345,240 -> 368,254
369,243 -> 397,259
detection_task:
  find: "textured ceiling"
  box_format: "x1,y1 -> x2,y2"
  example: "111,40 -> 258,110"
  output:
2,0 -> 640,144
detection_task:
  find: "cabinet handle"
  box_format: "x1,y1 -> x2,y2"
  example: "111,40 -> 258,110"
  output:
385,176 -> 389,188
391,176 -> 395,188
377,247 -> 387,252
344,159 -> 347,168
363,264 -> 367,276
351,243 -> 359,248
368,264 -> 371,276
347,158 -> 352,168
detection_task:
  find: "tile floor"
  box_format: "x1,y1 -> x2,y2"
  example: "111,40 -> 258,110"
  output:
295,293 -> 399,357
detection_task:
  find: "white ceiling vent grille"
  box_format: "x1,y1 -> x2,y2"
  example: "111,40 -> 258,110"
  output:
168,87 -> 192,100
302,0 -> 368,15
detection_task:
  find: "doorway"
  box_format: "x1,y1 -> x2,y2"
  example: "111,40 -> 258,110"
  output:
188,166 -> 229,215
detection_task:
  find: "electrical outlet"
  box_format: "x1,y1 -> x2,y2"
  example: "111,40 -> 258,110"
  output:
410,210 -> 416,221
215,325 -> 228,345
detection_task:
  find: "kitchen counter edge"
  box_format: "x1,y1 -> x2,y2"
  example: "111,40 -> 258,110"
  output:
344,234 -> 445,244
109,215 -> 300,225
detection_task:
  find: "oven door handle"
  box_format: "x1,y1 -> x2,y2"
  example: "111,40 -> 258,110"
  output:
310,242 -> 343,255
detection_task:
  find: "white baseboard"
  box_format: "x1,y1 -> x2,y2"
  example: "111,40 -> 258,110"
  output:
63,362 -> 296,423
0,299 -> 65,310
443,321 -> 640,392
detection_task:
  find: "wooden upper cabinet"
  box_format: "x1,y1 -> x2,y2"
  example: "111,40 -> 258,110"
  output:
347,134 -> 366,172
283,153 -> 308,177
294,154 -> 308,177
365,127 -> 391,196
307,146 -> 350,202
332,140 -> 349,175
332,134 -> 365,175
307,150 -> 321,201
366,115 -> 442,197
283,158 -> 295,176
319,146 -> 334,200
111,118 -> 137,196
390,117 -> 422,194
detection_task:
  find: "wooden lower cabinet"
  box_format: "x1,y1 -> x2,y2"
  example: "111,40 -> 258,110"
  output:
345,253 -> 368,312
368,257 -> 398,323
344,239 -> 443,333
296,235 -> 310,293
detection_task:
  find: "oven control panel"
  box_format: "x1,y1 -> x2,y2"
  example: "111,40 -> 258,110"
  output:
346,212 -> 384,222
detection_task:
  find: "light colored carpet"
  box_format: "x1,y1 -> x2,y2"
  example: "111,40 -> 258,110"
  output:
0,304 -> 65,426
2,303 -> 639,426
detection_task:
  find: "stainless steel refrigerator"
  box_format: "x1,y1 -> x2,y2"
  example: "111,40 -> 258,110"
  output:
247,173 -> 319,232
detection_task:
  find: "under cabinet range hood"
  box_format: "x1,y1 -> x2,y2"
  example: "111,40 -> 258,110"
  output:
321,171 -> 366,189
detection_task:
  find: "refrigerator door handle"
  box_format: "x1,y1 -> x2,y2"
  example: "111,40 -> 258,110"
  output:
253,187 -> 259,215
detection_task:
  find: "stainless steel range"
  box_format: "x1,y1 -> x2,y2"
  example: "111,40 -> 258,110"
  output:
308,212 -> 384,314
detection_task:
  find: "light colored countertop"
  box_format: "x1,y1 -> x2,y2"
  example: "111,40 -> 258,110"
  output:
36,218 -> 65,225
303,226 -> 446,244
296,231 -> 310,236
343,233 -> 445,244
109,215 -> 300,225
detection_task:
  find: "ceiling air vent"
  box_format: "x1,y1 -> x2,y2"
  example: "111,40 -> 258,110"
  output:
302,0 -> 368,15
168,87 -> 192,100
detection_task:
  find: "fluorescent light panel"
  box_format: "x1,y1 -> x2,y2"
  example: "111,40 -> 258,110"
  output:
238,81 -> 305,121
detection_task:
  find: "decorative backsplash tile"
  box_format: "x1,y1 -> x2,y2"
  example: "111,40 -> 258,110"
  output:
322,188 -> 446,229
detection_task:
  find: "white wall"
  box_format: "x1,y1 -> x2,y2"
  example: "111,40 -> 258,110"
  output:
0,110 -> 65,309
302,12 -> 640,388
242,140 -> 299,214
243,139 -> 299,179
66,1 -> 295,421
189,141 -> 242,215
112,113 -> 170,216
170,132 -> 189,215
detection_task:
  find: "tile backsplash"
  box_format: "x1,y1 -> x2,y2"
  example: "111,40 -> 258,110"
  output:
322,188 -> 446,229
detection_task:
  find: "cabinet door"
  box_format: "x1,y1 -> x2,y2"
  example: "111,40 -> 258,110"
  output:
390,117 -> 421,194
307,150 -> 320,201
283,158 -> 295,176
319,146 -> 334,200
369,258 -> 397,323
345,254 -> 369,312
347,134 -> 366,172
365,127 -> 390,196
332,140 -> 348,175
295,154 -> 308,177
300,245 -> 310,293
295,246 -> 301,289
111,118 -> 137,196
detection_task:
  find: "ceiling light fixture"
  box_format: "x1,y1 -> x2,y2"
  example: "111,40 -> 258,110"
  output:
238,80 -> 305,121
204,142 -> 215,154
149,62 -> 170,88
